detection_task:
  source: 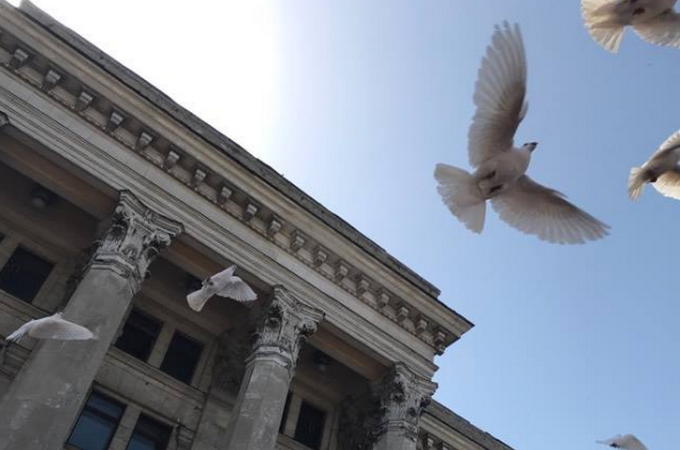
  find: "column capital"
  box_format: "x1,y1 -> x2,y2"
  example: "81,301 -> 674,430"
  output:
90,190 -> 183,290
248,285 -> 324,378
372,363 -> 437,443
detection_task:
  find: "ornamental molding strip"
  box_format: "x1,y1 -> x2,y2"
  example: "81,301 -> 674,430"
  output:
0,20 -> 465,353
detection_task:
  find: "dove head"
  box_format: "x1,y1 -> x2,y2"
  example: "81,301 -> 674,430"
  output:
522,142 -> 538,152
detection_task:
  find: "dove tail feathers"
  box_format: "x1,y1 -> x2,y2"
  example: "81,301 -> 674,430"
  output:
434,164 -> 486,233
628,166 -> 647,201
581,0 -> 626,52
187,289 -> 212,312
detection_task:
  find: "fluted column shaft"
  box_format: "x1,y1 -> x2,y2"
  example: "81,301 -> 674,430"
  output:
0,191 -> 182,450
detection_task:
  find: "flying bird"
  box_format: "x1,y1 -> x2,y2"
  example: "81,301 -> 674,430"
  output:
434,22 -> 609,244
5,313 -> 94,343
186,265 -> 257,312
629,129 -> 680,200
582,0 -> 680,52
597,434 -> 648,450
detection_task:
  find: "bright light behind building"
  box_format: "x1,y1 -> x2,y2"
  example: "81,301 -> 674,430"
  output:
27,0 -> 281,158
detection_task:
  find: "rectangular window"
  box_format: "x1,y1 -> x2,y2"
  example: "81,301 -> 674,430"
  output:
0,246 -> 54,302
159,332 -> 203,384
294,401 -> 326,450
115,309 -> 162,361
126,414 -> 172,450
67,392 -> 125,450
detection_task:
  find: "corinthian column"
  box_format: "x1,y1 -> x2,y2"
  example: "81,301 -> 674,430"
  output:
222,286 -> 324,450
0,190 -> 182,450
372,363 -> 437,450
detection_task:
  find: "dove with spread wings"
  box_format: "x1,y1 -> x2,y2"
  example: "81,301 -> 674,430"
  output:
629,129 -> 680,200
5,313 -> 94,343
186,265 -> 257,312
597,434 -> 648,450
434,22 -> 610,244
582,0 -> 680,52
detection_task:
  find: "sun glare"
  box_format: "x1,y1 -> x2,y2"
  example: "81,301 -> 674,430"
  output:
27,0 -> 281,158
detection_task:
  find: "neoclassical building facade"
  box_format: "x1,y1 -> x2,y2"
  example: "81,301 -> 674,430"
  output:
0,2 -> 514,450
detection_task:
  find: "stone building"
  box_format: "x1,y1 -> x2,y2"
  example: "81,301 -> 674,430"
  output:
0,2 -> 514,450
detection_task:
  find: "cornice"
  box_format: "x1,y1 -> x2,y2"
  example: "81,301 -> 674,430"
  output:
0,2 -> 473,353
419,401 -> 514,450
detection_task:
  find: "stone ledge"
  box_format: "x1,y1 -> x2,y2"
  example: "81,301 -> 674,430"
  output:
15,0 -> 441,299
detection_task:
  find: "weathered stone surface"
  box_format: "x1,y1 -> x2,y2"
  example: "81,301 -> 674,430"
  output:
0,191 -> 182,450
371,363 -> 437,450
222,286 -> 323,450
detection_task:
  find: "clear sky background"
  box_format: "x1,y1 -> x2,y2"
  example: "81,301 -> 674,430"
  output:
21,1 -> 679,449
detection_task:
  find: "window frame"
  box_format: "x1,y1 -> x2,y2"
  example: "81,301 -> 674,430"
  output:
293,399 -> 328,450
158,330 -> 204,385
125,413 -> 173,450
114,308 -> 163,362
0,244 -> 55,303
66,390 -> 126,450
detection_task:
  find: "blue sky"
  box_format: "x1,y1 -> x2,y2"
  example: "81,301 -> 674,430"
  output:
27,1 -> 679,449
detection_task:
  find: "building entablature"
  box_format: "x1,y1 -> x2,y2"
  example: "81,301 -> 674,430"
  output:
0,0 -> 473,371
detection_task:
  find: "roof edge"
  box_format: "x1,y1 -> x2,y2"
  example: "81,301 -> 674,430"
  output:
16,0 -> 447,301
425,401 -> 514,450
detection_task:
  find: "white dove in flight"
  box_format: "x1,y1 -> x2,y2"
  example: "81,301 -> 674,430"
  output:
434,22 -> 609,244
629,129 -> 680,200
5,313 -> 94,343
597,434 -> 648,450
186,265 -> 257,312
582,0 -> 680,52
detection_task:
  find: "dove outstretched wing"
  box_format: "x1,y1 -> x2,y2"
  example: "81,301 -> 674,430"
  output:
468,22 -> 528,168
491,176 -> 609,244
634,9 -> 680,48
597,434 -> 647,450
216,277 -> 257,303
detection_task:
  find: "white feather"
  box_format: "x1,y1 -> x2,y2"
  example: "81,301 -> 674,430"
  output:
491,176 -> 610,244
630,128 -> 680,201
468,21 -> 528,168
186,265 -> 258,312
216,277 -> 258,303
634,7 -> 680,47
581,0 -> 627,52
597,434 -> 648,450
582,0 -> 680,51
434,164 -> 486,233
187,288 -> 215,312
6,313 -> 93,343
628,167 -> 647,201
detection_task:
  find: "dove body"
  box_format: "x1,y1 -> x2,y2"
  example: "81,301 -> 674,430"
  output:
186,265 -> 257,312
476,144 -> 534,198
629,129 -> 680,200
582,0 -> 680,52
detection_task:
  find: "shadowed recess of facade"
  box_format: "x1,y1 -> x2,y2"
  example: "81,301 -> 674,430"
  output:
0,1 -> 515,450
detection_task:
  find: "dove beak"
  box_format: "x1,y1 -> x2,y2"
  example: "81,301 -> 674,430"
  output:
529,142 -> 538,152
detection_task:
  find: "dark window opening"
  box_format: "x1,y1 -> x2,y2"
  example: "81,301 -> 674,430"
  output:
0,246 -> 53,302
279,392 -> 292,434
159,332 -> 203,384
126,414 -> 172,450
294,400 -> 326,450
115,309 -> 162,361
66,391 -> 125,450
